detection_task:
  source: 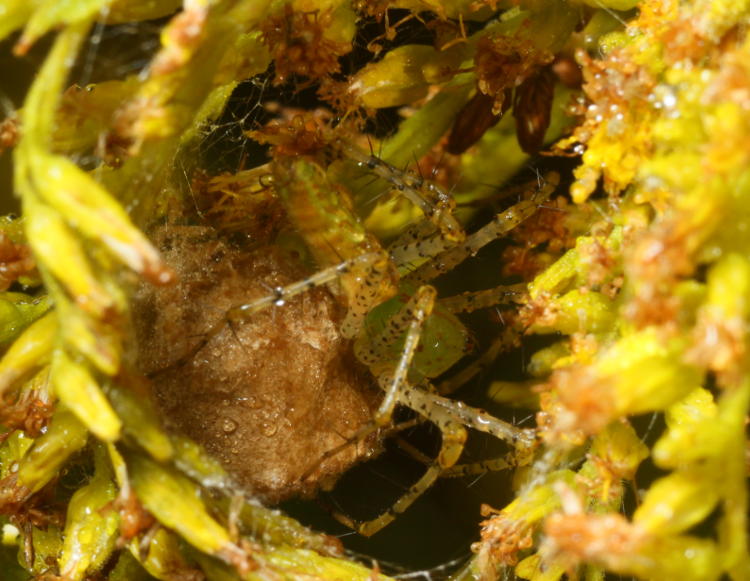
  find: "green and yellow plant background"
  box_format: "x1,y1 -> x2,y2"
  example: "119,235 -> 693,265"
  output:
0,0 -> 748,579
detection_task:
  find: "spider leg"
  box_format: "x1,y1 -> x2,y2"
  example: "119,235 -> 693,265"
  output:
440,451 -> 521,478
230,252 -> 381,317
399,385 -> 538,463
340,251 -> 396,338
438,283 -> 527,314
356,285 -> 437,421
388,222 -> 456,268
437,327 -> 520,396
334,415 -> 466,537
396,438 -> 521,478
151,253 -> 382,374
405,172 -> 559,284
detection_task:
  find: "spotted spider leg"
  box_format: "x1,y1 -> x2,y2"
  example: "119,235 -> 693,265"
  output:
227,253 -> 382,318
152,252 -> 384,373
383,181 -> 550,270
387,219 -> 457,269
393,437 -> 519,479
437,451 -> 522,479
354,285 -> 440,424
422,392 -> 537,456
403,172 -> 560,285
332,286 -> 471,536
437,327 -> 519,396
438,283 -> 527,314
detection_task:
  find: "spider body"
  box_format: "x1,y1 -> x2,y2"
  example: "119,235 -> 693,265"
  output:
357,282 -> 470,379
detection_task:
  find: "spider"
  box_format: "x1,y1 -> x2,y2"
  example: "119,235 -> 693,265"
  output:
193,149 -> 558,536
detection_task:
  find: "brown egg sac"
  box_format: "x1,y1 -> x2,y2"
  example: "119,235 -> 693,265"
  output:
132,223 -> 380,504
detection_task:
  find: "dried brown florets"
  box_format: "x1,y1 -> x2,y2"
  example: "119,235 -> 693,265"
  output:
316,76 -> 366,116
0,391 -> 53,440
557,45 -> 658,202
351,0 -> 388,20
247,109 -> 332,157
502,196 -> 572,279
705,39 -> 750,108
446,91 -> 502,155
261,5 -> 352,86
579,236 -> 619,291
150,6 -> 208,77
470,0 -> 507,12
0,116 -> 20,153
107,94 -> 167,161
517,290 -> 561,329
411,140 -> 464,194
551,53 -> 583,89
113,485 -> 156,541
0,475 -> 63,549
686,309 -> 746,386
191,169 -> 287,240
474,34 -> 553,116
133,223 -> 380,504
0,231 -> 37,291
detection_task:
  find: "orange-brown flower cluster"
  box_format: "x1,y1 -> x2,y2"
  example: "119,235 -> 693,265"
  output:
502,196 -> 572,279
261,5 -> 352,86
536,365 -> 614,444
248,110 -> 332,158
0,391 -> 53,441
0,232 -> 37,291
542,511 -> 646,572
474,34 -> 553,116
473,504 -> 535,574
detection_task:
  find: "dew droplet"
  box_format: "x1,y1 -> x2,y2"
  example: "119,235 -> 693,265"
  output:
261,422 -> 278,437
222,418 -> 238,433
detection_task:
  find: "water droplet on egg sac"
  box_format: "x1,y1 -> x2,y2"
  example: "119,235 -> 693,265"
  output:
261,422 -> 278,437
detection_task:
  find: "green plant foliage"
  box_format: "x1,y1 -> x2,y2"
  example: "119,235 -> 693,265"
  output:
0,0 -> 748,580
